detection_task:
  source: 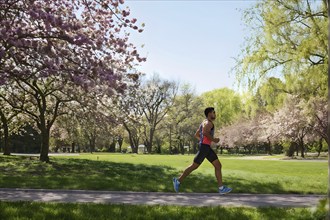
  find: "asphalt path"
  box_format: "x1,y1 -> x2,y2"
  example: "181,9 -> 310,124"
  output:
0,188 -> 326,207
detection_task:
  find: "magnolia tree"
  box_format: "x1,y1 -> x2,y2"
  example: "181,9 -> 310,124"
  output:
220,110 -> 283,155
272,95 -> 310,157
304,96 -> 328,145
256,111 -> 280,154
220,96 -> 326,157
0,0 -> 145,161
219,119 -> 246,152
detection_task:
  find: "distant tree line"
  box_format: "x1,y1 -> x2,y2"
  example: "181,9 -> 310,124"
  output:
0,0 -> 327,161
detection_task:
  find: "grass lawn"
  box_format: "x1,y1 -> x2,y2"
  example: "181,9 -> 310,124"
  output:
0,153 -> 327,194
0,153 -> 328,220
0,200 -> 327,220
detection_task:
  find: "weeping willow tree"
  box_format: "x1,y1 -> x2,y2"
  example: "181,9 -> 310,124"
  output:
234,0 -> 328,99
233,0 -> 328,212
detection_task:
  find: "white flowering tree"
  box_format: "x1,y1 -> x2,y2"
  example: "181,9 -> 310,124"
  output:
138,75 -> 178,153
304,96 -> 328,145
272,95 -> 310,157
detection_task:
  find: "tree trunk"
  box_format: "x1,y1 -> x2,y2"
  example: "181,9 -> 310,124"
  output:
180,140 -> 184,155
295,142 -> 299,156
71,142 -> 75,153
267,138 -> 272,155
287,142 -> 296,157
132,136 -> 139,153
0,111 -> 10,155
146,128 -> 155,153
128,138 -> 137,153
123,123 -> 138,153
154,136 -> 162,154
39,127 -> 50,163
118,136 -> 123,152
109,139 -> 116,152
299,139 -> 305,158
317,138 -> 323,157
89,134 -> 96,153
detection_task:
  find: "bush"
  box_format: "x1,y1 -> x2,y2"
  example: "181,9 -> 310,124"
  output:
283,142 -> 296,157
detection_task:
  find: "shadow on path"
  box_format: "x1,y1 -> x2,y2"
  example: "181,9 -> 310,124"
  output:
0,188 -> 325,207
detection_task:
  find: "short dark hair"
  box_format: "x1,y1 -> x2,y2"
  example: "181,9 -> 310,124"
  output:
204,107 -> 214,117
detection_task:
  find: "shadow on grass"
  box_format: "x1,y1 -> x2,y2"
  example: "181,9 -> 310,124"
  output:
0,201 -> 326,220
178,174 -> 289,194
0,156 -> 178,192
0,156 -> 306,194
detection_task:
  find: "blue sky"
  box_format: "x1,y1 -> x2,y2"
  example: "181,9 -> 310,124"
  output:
126,0 -> 256,94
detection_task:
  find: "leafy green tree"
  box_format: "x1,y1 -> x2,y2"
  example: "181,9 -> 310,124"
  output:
239,92 -> 259,119
165,84 -> 204,154
235,0 -> 327,100
201,88 -> 242,127
255,77 -> 286,112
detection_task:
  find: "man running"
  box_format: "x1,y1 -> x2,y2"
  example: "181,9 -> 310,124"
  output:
173,107 -> 232,194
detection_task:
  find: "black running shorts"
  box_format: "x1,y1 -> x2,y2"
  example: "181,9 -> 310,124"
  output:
193,144 -> 218,165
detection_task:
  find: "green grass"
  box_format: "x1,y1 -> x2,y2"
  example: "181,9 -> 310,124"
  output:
0,153 -> 328,220
0,200 -> 327,220
0,153 -> 327,194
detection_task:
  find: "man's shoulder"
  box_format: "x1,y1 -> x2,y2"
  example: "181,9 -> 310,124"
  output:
202,119 -> 214,127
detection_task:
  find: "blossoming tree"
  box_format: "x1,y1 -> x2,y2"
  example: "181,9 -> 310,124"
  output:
0,0 -> 145,161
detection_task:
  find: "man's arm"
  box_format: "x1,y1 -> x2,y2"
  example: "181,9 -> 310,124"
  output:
194,128 -> 200,141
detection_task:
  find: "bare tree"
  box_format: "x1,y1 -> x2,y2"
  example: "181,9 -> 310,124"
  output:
139,74 -> 178,153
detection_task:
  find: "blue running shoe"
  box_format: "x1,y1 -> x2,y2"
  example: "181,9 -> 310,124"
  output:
173,178 -> 180,193
219,186 -> 232,195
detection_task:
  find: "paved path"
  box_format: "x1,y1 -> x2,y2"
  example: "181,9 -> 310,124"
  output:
0,188 -> 325,207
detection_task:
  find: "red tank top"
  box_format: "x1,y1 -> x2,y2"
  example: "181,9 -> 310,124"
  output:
199,119 -> 214,146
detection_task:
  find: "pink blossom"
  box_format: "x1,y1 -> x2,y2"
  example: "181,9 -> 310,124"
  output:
0,0 -> 144,93
122,10 -> 130,17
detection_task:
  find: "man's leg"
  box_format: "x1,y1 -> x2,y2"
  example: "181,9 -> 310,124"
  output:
178,162 -> 200,183
173,145 -> 205,192
211,159 -> 223,187
211,158 -> 232,194
173,162 -> 200,192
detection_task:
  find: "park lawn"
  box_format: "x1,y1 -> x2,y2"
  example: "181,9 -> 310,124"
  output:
0,153 -> 327,194
0,200 -> 327,220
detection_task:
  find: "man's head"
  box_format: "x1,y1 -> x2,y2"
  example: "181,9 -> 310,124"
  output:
204,107 -> 216,120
